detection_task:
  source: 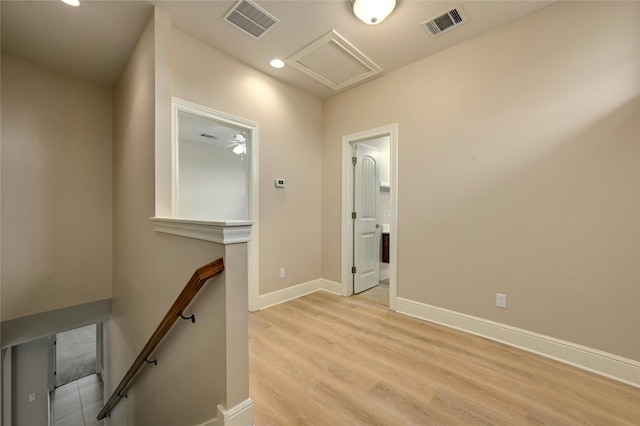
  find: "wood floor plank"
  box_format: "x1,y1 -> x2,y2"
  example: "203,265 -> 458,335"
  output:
250,292 -> 640,425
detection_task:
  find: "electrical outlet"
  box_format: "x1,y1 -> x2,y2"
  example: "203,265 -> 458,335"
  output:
28,392 -> 36,403
279,268 -> 286,278
496,293 -> 507,309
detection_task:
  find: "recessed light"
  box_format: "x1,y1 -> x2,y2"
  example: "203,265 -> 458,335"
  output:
270,59 -> 285,69
60,0 -> 81,7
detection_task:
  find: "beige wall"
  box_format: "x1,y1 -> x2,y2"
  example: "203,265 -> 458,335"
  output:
1,24 -> 3,384
108,9 -> 237,425
107,13 -> 320,422
1,55 -> 113,321
322,1 -> 640,361
171,29 -> 323,295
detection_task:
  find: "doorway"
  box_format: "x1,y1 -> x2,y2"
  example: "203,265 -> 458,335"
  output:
51,324 -> 98,388
48,324 -> 104,425
342,124 -> 398,310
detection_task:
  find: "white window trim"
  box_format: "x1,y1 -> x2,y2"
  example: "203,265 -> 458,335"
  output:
150,217 -> 253,244
154,98 -> 260,310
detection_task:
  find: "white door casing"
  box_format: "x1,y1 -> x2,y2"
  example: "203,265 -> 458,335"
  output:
353,144 -> 380,294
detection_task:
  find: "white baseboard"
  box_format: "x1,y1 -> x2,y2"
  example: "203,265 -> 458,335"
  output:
258,279 -> 322,310
379,267 -> 390,281
396,297 -> 640,389
194,418 -> 216,426
258,279 -> 343,310
213,398 -> 254,426
319,279 -> 343,295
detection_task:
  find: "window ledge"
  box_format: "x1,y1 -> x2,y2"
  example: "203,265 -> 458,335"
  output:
151,217 -> 253,244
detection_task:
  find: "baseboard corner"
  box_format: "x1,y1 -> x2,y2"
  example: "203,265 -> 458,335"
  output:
258,279 -> 322,310
319,279 -> 343,295
215,398 -> 254,426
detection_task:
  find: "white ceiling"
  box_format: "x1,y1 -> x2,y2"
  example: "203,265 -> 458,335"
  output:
179,110 -> 246,148
1,0 -> 555,99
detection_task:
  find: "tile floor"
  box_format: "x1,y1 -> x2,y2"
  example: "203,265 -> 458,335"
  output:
354,279 -> 389,306
50,374 -> 104,426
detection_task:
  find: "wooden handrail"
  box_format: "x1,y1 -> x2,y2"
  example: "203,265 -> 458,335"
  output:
97,258 -> 225,420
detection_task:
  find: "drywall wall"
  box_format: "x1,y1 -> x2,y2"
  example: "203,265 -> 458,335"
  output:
0,27 -> 4,419
2,349 -> 12,426
1,55 -> 113,321
108,9 -> 233,425
0,26 -> 4,413
322,1 -> 639,361
11,338 -> 48,426
171,29 -> 323,296
1,299 -> 110,349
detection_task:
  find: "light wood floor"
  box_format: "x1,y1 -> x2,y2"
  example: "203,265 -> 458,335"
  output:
249,291 -> 640,425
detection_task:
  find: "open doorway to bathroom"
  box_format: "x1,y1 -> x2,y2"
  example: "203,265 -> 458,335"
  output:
342,123 -> 398,310
351,136 -> 391,306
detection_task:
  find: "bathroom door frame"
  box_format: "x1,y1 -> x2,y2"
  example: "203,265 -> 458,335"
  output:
341,124 -> 398,310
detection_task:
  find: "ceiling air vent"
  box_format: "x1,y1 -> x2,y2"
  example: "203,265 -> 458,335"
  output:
421,5 -> 467,38
224,0 -> 279,39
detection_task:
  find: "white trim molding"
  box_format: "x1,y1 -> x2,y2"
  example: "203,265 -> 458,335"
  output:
396,297 -> 640,389
194,418 -> 216,426
214,398 -> 254,426
258,279 -> 343,310
151,217 -> 252,244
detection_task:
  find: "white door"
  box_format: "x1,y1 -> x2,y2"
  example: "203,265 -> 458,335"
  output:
353,143 -> 380,294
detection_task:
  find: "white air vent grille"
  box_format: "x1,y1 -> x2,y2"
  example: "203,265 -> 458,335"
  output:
422,5 -> 467,38
224,0 -> 279,39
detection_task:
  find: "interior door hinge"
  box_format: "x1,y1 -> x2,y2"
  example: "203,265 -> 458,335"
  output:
352,156 -> 357,166
352,266 -> 357,274
352,212 -> 357,219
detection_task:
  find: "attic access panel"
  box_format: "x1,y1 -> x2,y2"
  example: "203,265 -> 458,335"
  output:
287,30 -> 382,91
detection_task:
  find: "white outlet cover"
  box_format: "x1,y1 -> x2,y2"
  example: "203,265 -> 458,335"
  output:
28,392 -> 36,402
496,293 -> 507,309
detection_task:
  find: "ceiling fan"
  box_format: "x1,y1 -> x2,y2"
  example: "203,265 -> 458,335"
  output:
224,133 -> 247,156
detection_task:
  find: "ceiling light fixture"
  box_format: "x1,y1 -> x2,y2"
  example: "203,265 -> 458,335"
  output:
60,0 -> 81,7
352,0 -> 396,25
232,144 -> 246,156
227,133 -> 247,157
270,59 -> 285,69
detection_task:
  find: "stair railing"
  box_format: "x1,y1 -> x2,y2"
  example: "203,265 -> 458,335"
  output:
97,258 -> 225,420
